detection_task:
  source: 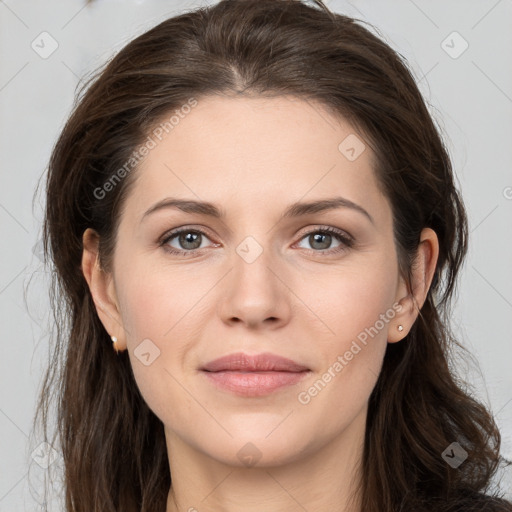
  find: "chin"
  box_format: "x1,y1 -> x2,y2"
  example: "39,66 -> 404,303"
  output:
198,432 -> 313,469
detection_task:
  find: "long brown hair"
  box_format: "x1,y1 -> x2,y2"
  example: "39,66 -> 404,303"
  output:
33,0 -> 511,510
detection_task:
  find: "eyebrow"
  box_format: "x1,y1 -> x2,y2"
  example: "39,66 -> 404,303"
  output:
141,196 -> 374,225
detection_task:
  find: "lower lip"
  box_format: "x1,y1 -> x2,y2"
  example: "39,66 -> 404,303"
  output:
201,370 -> 311,397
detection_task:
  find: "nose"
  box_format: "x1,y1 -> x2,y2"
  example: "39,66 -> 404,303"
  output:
217,243 -> 293,330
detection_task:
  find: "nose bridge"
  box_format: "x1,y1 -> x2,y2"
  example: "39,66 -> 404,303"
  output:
231,232 -> 279,292
217,229 -> 291,327
223,203 -> 278,266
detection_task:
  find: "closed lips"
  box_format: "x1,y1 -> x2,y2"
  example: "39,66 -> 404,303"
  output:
201,352 -> 310,373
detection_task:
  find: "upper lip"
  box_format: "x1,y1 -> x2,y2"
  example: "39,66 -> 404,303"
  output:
201,352 -> 310,372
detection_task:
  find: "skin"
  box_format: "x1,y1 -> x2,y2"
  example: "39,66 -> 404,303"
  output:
82,94 -> 439,512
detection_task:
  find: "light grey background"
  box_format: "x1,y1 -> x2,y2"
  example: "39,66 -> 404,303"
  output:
1,0 -> 511,509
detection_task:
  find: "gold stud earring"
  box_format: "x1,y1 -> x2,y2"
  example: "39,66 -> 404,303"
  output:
111,336 -> 119,353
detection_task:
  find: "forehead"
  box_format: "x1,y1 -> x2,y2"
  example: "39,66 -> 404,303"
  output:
126,94 -> 388,222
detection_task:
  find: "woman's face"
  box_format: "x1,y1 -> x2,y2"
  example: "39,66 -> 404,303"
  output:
96,95 -> 416,467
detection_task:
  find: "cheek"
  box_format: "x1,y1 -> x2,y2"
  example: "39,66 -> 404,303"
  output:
302,259 -> 398,343
115,259 -> 206,344
113,256 -> 219,388
294,261 -> 397,405
114,266 -> 202,425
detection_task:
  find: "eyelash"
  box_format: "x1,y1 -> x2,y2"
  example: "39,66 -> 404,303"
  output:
159,225 -> 354,258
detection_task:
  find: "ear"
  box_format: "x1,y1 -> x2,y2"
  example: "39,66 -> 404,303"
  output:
81,228 -> 126,351
388,227 -> 439,343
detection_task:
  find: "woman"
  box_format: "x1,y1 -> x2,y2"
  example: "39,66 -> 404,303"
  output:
34,0 -> 512,510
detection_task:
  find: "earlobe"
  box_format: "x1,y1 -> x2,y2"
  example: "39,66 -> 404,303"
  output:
81,228 -> 126,351
389,228 -> 439,343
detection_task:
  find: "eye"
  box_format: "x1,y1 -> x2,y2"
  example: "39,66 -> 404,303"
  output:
160,227 -> 215,256
295,226 -> 354,255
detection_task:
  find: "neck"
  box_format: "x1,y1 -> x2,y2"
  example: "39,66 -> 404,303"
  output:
165,406 -> 366,512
